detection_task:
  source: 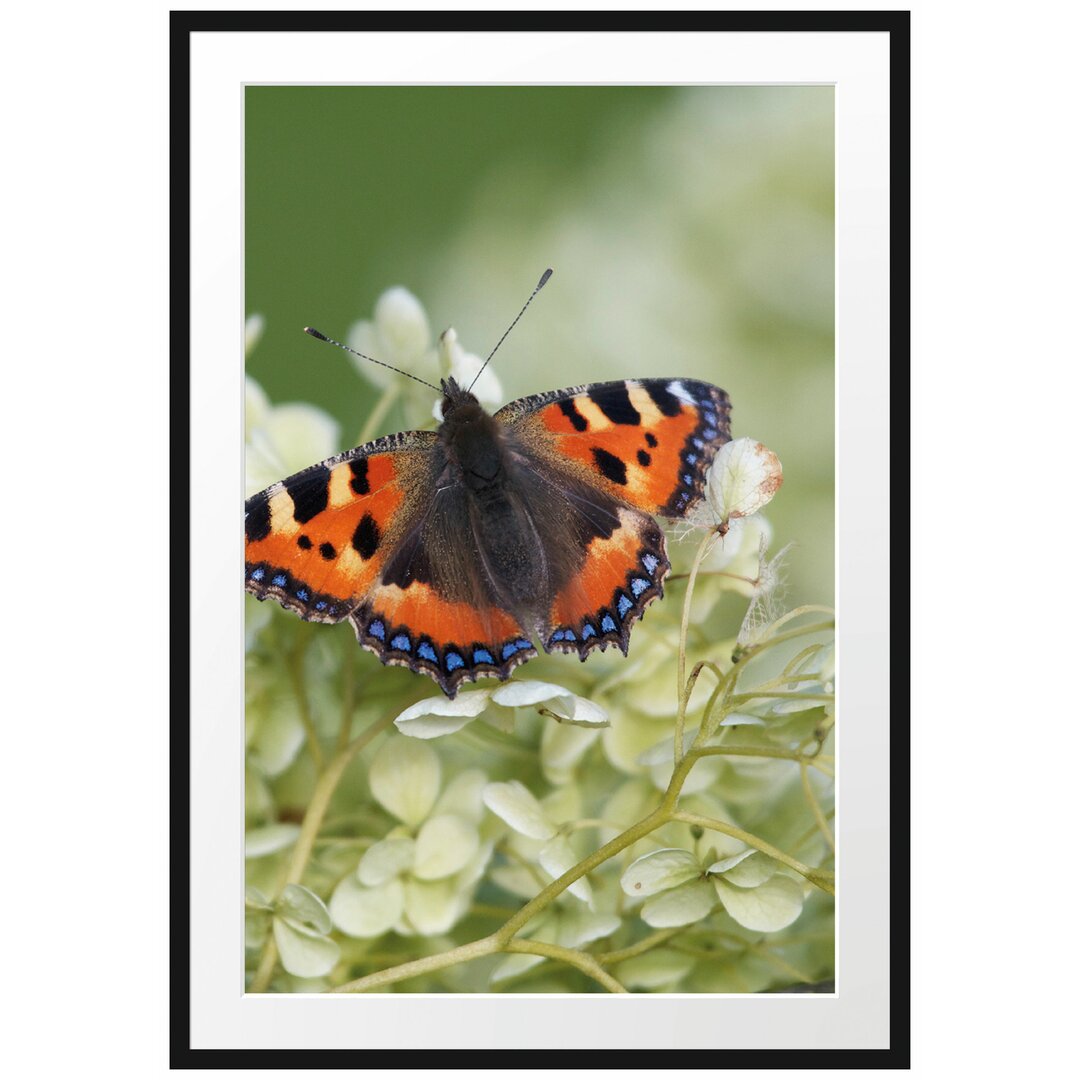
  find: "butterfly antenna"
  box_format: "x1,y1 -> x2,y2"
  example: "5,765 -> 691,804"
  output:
303,327 -> 442,393
467,268 -> 552,394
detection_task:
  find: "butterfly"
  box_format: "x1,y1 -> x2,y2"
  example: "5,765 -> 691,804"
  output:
246,368 -> 732,697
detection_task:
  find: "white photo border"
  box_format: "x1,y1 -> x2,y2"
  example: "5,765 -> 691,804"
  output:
179,12 -> 904,1061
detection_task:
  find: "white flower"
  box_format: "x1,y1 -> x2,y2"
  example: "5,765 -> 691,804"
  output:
244,374 -> 340,498
620,843 -> 804,932
438,327 -> 503,410
328,738 -> 491,938
483,780 -> 594,905
347,286 -> 434,391
269,884 -> 339,979
393,679 -> 608,740
704,438 -> 784,529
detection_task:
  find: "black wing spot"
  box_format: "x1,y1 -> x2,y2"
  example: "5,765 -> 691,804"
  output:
286,466 -> 331,523
558,399 -> 589,432
592,446 -> 628,485
645,432 -> 658,448
646,383 -> 683,418
352,513 -> 381,560
245,493 -> 271,542
319,542 -> 336,560
297,534 -> 313,550
350,459 -> 370,495
637,449 -> 652,467
594,384 -> 641,426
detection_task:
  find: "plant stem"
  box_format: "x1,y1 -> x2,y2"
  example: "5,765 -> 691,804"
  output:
595,928 -> 682,965
286,648 -> 323,773
670,810 -> 835,896
696,744 -> 834,774
503,940 -> 627,994
675,528 -> 719,766
356,382 -> 400,445
800,762 -> 835,853
248,707 -> 400,993
329,935 -> 502,994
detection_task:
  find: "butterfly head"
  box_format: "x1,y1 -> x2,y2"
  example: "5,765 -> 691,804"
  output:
438,376 -> 482,420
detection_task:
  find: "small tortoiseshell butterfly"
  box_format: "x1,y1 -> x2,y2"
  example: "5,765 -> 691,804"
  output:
245,283 -> 732,697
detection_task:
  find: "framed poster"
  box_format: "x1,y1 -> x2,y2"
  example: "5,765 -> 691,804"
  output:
173,8 -> 908,1066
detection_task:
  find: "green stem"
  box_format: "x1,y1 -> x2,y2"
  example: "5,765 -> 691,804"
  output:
286,648 -> 323,773
670,810 -> 835,896
800,762 -> 835,853
248,707 -> 400,993
675,528 -> 719,766
503,940 -> 627,994
329,935 -> 502,994
356,382 -> 400,445
595,928 -> 682,965
498,808 -> 670,940
696,744 -> 834,774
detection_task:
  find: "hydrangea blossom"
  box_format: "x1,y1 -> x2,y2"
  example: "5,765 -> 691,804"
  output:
483,779 -> 595,905
329,737 -> 492,938
621,841 -> 805,933
394,679 -> 608,740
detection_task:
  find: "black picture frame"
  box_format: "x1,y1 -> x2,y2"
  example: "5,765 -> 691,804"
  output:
171,8 -> 909,1067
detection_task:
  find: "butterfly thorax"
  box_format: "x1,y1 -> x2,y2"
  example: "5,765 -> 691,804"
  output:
438,381 -> 506,495
434,381 -> 553,613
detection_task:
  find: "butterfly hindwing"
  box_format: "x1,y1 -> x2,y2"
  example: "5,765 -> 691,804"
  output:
495,378 -> 732,520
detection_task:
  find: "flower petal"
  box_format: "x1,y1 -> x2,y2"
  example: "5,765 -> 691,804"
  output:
556,909 -> 621,949
615,948 -> 697,990
541,721 -> 601,785
357,836 -> 416,886
539,835 -> 592,905
641,879 -> 716,927
402,876 -> 466,936
329,875 -> 404,938
374,286 -> 431,363
713,873 -> 804,932
244,823 -> 300,859
412,814 -> 480,880
432,768 -> 489,822
482,780 -> 556,840
272,917 -> 339,978
706,437 -> 783,524
491,680 -> 572,708
277,883 -> 332,936
621,848 -> 702,897
369,736 -> 441,826
394,689 -> 492,739
709,850 -> 777,889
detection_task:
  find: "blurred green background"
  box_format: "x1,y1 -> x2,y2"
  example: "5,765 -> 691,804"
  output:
246,85 -> 834,606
